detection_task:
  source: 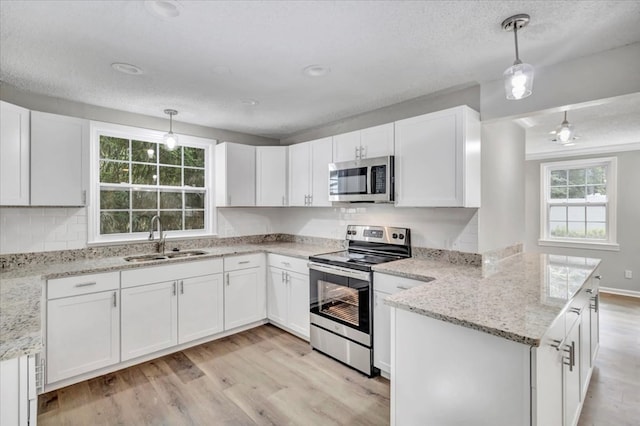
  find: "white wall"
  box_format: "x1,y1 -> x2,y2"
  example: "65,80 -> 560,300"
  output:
478,121 -> 526,252
0,207 -> 87,254
219,206 -> 478,252
524,150 -> 640,294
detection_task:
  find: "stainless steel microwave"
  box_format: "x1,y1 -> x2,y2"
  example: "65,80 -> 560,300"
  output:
328,156 -> 394,203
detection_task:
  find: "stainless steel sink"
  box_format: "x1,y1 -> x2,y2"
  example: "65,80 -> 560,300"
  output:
124,250 -> 207,262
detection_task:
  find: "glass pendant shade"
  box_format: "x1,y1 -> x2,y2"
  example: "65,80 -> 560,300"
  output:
162,109 -> 179,151
556,119 -> 575,144
504,62 -> 534,100
163,132 -> 178,150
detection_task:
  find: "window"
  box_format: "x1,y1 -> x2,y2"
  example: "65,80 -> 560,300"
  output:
540,157 -> 618,250
89,122 -> 215,243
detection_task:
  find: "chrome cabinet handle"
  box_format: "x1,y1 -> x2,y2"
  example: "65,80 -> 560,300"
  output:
396,285 -> 410,290
226,273 -> 230,286
112,291 -> 117,308
591,294 -> 599,313
180,280 -> 184,294
360,145 -> 366,159
282,261 -> 291,267
585,288 -> 593,294
281,270 -> 285,282
355,146 -> 359,159
172,281 -> 177,296
238,260 -> 250,265
594,275 -> 602,280
286,272 -> 290,284
569,307 -> 582,315
562,342 -> 575,372
75,282 -> 96,288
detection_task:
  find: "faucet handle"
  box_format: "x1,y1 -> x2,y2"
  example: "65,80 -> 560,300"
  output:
148,231 -> 154,241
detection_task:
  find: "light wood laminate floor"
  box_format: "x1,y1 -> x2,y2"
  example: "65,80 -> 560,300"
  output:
39,293 -> 639,425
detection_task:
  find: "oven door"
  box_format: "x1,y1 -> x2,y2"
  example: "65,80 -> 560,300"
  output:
308,263 -> 371,336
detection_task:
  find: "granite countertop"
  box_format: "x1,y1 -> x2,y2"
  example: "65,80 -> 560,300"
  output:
376,252 -> 601,346
0,242 -> 334,360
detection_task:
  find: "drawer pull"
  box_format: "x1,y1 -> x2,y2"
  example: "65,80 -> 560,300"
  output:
282,262 -> 291,267
568,307 -> 582,315
585,288 -> 593,294
238,260 -> 251,265
594,275 -> 602,280
74,282 -> 97,288
112,291 -> 117,308
396,285 -> 410,290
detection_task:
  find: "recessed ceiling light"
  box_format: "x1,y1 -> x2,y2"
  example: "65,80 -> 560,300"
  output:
240,99 -> 259,106
111,63 -> 144,75
144,0 -> 181,19
303,64 -> 331,78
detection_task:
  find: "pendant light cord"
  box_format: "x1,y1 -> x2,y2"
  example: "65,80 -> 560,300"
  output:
513,25 -> 521,64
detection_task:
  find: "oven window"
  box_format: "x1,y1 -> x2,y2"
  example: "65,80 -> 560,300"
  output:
330,167 -> 367,195
319,280 -> 360,326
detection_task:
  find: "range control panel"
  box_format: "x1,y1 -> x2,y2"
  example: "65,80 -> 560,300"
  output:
345,225 -> 410,246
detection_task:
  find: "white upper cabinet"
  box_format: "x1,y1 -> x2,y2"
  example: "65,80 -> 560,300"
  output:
256,146 -> 287,206
31,111 -> 88,206
309,137 -> 333,206
394,106 -> 480,207
215,142 -> 256,206
288,137 -> 332,207
332,123 -> 394,162
0,101 -> 30,206
288,142 -> 310,206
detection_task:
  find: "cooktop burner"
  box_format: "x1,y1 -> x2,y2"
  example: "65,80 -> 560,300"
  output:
309,225 -> 411,272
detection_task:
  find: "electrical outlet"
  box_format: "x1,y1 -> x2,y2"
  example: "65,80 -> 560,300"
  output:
624,270 -> 633,279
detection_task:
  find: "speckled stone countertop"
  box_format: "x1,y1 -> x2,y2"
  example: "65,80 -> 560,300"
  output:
0,242 -> 335,360
375,253 -> 601,347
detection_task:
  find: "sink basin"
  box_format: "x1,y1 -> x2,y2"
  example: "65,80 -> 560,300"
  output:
124,250 -> 207,262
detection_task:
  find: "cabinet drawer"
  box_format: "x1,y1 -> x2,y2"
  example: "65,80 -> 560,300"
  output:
48,272 -> 119,300
373,272 -> 425,294
267,254 -> 308,274
121,259 -> 223,289
224,253 -> 264,272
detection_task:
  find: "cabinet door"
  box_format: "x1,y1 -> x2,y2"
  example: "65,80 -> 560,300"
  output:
0,101 -> 30,206
178,273 -> 224,344
267,267 -> 288,326
532,317 -> 564,426
394,109 -> 461,207
47,290 -> 119,383
373,290 -> 391,373
121,281 -> 178,361
579,302 -> 591,398
287,270 -> 310,339
590,291 -> 599,365
360,123 -> 394,159
256,146 -> 287,206
288,142 -> 310,206
225,267 -> 266,330
332,130 -> 360,162
31,111 -> 88,206
215,142 -> 255,206
564,321 -> 581,426
310,137 -> 333,206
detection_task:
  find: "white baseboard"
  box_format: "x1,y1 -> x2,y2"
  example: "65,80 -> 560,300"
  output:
600,286 -> 640,298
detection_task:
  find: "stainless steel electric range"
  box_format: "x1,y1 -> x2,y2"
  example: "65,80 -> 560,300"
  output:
308,225 -> 411,376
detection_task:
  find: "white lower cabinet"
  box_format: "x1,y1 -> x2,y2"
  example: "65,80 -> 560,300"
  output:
266,254 -> 310,340
373,273 -> 423,375
178,273 -> 224,344
224,254 -> 266,330
46,272 -> 120,385
121,281 -> 178,362
0,355 -> 38,426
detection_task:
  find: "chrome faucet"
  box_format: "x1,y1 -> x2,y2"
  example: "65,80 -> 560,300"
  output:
148,215 -> 166,254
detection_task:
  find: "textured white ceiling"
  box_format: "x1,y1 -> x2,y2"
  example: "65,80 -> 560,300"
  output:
1,0 -> 639,139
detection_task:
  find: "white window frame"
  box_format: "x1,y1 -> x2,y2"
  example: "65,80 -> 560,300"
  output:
539,157 -> 619,251
88,121 -> 216,244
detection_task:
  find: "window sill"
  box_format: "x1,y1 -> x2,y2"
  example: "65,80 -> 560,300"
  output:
538,239 -> 620,252
88,232 -> 217,247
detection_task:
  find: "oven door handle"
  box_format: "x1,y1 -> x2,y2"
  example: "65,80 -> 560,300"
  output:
307,262 -> 371,282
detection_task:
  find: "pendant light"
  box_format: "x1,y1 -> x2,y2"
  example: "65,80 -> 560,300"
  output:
554,111 -> 576,145
502,14 -> 534,100
163,109 -> 178,150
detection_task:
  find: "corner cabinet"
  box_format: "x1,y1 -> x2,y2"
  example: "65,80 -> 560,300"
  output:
256,146 -> 288,206
30,111 -> 88,206
215,142 -> 256,206
394,105 -> 480,207
288,137 -> 333,206
0,101 -> 30,206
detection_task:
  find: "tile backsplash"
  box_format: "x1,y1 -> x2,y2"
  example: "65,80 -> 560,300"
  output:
0,207 -> 87,254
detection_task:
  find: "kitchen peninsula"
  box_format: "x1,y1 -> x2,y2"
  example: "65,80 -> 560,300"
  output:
375,253 -> 601,426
